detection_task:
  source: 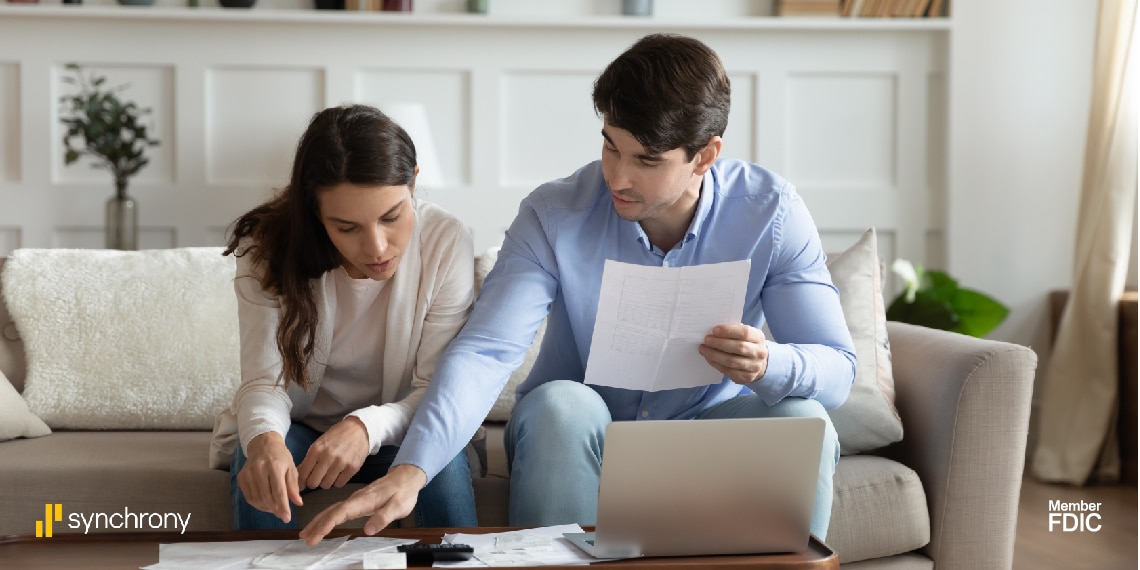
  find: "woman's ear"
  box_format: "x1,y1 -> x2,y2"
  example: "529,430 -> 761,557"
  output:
693,136 -> 722,175
409,165 -> 420,193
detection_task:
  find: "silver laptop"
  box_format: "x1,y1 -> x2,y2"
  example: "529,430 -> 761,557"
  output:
564,417 -> 825,559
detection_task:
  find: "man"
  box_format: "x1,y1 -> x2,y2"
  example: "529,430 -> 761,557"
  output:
301,33 -> 856,545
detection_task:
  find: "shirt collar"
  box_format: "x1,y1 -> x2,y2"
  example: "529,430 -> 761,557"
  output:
622,166 -> 718,252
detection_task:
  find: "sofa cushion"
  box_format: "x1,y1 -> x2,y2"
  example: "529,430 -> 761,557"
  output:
0,432 -> 369,536
1,248 -> 240,430
0,368 -> 49,442
825,228 -> 903,455
827,455 -> 930,563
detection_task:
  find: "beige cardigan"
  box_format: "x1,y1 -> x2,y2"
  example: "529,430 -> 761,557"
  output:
209,199 -> 474,469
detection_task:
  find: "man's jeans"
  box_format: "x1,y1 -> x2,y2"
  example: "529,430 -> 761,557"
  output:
231,422 -> 477,529
504,380 -> 840,540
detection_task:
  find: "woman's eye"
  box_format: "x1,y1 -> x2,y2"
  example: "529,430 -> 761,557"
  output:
336,226 -> 356,234
382,215 -> 401,224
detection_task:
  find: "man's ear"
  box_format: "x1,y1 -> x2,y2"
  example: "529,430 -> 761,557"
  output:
693,136 -> 722,175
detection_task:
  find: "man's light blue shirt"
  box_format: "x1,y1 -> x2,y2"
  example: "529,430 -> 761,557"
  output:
396,158 -> 856,480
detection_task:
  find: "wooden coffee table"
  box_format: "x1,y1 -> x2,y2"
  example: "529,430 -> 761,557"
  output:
0,527 -> 838,569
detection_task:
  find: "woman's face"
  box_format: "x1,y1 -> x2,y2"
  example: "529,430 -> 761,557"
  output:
317,182 -> 415,280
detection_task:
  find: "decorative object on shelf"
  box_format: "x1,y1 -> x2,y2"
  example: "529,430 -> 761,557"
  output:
59,63 -> 160,251
886,259 -> 1010,338
347,0 -> 377,10
315,0 -> 345,9
466,0 -> 487,14
621,0 -> 652,16
380,0 -> 411,12
219,0 -> 256,7
6,0 -> 40,4
187,0 -> 199,7
63,0 -> 82,5
117,0 -> 156,6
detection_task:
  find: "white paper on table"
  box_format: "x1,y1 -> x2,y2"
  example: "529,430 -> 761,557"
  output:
437,524 -> 602,567
250,536 -> 350,569
584,259 -> 751,391
144,536 -> 417,570
141,540 -> 294,570
314,537 -> 420,569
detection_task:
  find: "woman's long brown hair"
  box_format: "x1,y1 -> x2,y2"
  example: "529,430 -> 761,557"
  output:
223,104 -> 418,391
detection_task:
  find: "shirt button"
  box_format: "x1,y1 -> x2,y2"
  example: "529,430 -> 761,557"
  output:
641,410 -> 649,418
662,260 -> 670,267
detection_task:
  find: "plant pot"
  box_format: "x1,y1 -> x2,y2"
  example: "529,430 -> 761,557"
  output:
106,192 -> 138,251
219,0 -> 256,7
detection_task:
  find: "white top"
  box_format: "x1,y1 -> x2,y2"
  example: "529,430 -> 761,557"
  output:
208,199 -> 475,468
302,268 -> 390,434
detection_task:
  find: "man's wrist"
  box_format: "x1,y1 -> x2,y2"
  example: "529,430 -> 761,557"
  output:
388,463 -> 428,489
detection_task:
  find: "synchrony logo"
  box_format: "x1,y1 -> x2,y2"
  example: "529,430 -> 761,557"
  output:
34,503 -> 62,538
33,503 -> 191,537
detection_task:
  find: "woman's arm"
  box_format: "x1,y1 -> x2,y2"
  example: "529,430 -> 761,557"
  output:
231,252 -> 295,454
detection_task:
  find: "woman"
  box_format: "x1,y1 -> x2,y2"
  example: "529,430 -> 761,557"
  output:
209,104 -> 478,529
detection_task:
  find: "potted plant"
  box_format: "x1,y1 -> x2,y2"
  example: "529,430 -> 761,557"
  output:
887,259 -> 1010,337
59,63 -> 160,250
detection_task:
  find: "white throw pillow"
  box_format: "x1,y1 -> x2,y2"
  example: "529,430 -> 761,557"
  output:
825,228 -> 903,454
1,248 -> 239,430
0,368 -> 50,441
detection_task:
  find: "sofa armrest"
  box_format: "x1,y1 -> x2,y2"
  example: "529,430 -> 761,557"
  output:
882,322 -> 1037,570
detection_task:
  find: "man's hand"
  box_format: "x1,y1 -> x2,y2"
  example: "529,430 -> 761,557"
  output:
237,432 -> 303,524
698,323 -> 769,385
299,463 -> 427,546
297,416 -> 371,490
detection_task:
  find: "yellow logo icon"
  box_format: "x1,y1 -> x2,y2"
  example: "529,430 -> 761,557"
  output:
35,504 -> 62,538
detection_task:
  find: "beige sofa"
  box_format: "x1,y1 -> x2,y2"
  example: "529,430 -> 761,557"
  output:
0,250 -> 1037,569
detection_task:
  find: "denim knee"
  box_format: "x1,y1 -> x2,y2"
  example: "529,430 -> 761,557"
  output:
506,380 -> 611,468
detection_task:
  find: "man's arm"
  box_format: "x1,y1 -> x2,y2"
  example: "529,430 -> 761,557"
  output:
749,192 -> 857,409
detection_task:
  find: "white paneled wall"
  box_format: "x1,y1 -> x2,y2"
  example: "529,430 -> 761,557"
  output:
0,6 -> 949,304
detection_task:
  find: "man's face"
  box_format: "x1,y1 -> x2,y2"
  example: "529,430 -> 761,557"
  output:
599,121 -> 703,224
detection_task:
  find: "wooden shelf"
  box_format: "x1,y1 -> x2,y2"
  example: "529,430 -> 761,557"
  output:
0,4 -> 952,31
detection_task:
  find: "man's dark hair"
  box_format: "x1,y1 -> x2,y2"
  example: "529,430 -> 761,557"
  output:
592,33 -> 731,160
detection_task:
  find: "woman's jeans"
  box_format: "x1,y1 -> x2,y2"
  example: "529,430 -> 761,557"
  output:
231,422 -> 477,529
504,380 -> 840,540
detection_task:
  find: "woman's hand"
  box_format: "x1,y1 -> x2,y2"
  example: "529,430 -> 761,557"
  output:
297,416 -> 371,490
300,463 -> 426,545
698,323 -> 770,385
237,432 -> 304,523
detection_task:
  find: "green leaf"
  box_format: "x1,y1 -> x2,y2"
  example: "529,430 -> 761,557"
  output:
923,270 -> 959,303
886,291 -> 958,331
949,288 -> 1010,337
64,149 -> 80,164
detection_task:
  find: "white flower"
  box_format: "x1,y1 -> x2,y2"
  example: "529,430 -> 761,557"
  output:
890,258 -> 921,303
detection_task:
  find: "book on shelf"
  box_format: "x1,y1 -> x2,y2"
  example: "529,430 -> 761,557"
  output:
776,0 -> 842,17
840,0 -> 947,18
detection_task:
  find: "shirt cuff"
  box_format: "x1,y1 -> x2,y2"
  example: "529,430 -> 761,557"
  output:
348,404 -> 408,455
747,340 -> 797,405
